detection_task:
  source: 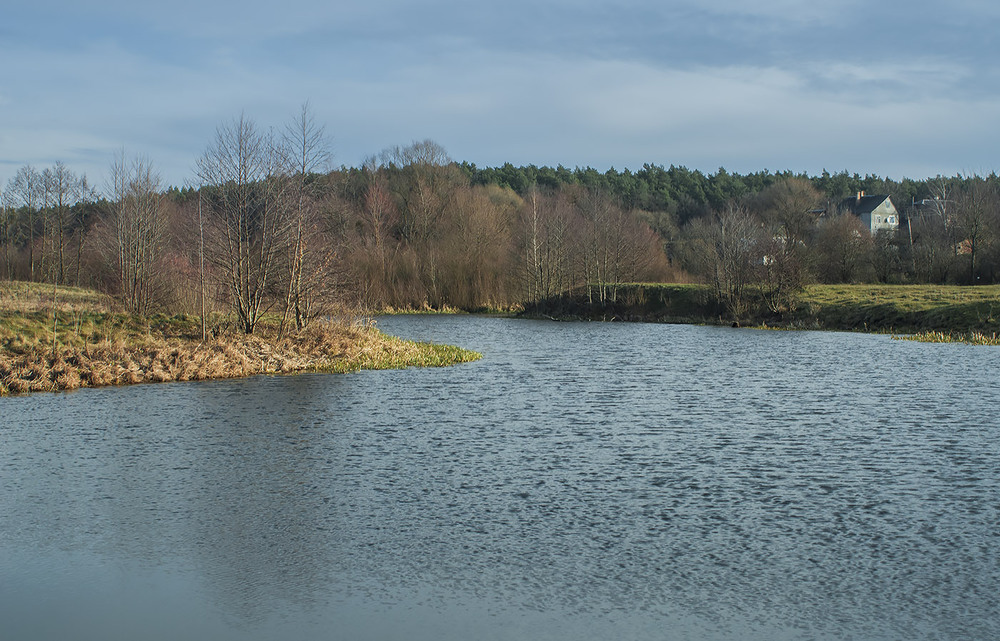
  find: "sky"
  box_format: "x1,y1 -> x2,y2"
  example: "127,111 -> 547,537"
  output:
2,0 -> 999,191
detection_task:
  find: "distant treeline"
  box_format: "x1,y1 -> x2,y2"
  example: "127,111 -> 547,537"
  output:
456,161 -> 970,224
3,114 -> 999,327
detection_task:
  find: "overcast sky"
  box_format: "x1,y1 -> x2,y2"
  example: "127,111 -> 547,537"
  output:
2,0 -> 998,190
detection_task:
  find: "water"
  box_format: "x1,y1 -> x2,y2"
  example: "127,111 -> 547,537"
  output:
1,317 -> 998,640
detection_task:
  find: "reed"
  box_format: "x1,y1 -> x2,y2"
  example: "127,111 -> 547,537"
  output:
892,330 -> 1000,345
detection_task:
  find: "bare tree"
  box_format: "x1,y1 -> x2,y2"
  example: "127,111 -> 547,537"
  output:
578,190 -> 621,304
5,165 -> 43,280
518,187 -> 575,302
357,156 -> 399,307
909,178 -> 956,282
677,206 -> 766,320
0,186 -> 14,279
43,162 -> 85,284
379,139 -> 454,245
752,177 -> 822,247
279,102 -> 335,334
815,213 -> 872,283
712,205 -> 765,321
434,183 -> 519,309
379,138 -> 451,169
375,139 -> 461,306
104,151 -> 167,314
953,177 -> 998,284
72,175 -> 98,287
197,114 -> 292,335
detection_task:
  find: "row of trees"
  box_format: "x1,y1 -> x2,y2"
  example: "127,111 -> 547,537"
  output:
461,163 -> 942,226
3,113 -> 1000,330
337,142 -> 672,311
1,162 -> 98,285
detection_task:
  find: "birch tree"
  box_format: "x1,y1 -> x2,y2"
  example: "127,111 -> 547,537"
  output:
712,205 -> 765,321
43,162 -> 85,284
0,187 -> 13,279
279,103 -> 334,333
5,165 -> 43,280
105,151 -> 167,314
197,114 -> 291,335
519,188 -> 574,302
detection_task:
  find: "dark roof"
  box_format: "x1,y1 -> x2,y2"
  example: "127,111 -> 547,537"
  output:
839,194 -> 891,216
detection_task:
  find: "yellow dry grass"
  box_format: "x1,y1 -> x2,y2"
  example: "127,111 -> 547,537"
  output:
0,281 -> 481,396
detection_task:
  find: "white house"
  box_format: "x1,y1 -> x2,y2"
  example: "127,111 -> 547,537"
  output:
838,192 -> 899,234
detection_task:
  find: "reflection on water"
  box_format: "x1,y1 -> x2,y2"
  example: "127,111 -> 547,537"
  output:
1,317 -> 999,640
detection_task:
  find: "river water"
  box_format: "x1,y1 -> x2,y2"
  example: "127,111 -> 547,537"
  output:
1,316 -> 998,640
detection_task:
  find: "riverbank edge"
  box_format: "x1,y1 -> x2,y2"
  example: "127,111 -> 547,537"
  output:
0,282 -> 482,396
519,283 -> 1000,343
0,322 -> 482,396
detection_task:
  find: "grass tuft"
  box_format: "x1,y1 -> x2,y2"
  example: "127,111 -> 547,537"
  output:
892,330 -> 1000,345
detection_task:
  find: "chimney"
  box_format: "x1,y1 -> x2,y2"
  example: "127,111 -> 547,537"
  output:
856,190 -> 865,203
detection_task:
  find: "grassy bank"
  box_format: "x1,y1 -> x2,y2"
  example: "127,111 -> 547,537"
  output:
0,281 -> 481,396
794,284 -> 1000,335
522,283 -> 1000,340
521,284 -> 715,324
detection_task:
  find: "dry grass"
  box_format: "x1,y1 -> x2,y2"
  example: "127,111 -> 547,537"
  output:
0,281 -> 481,396
0,280 -> 113,314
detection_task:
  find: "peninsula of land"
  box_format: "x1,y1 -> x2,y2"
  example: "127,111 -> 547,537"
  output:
0,281 -> 480,396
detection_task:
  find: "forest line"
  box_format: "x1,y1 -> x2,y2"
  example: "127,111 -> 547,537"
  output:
2,108 -> 999,330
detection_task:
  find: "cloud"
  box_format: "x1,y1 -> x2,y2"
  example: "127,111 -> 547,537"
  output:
675,0 -> 859,22
2,0 -> 999,187
807,60 -> 973,97
321,51 -> 999,177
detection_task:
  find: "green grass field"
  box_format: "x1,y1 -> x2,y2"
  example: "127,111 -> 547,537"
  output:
523,282 -> 1000,343
796,284 -> 1000,335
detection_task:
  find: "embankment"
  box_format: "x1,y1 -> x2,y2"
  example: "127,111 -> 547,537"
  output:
522,283 -> 1000,338
0,282 -> 481,396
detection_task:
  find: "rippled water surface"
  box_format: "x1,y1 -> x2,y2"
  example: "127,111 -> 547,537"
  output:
2,317 -> 999,640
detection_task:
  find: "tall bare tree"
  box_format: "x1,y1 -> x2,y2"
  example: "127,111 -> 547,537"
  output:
576,190 -> 665,304
104,151 -> 167,314
43,161 -> 85,284
815,213 -> 872,283
279,102 -> 334,333
518,188 -> 574,302
5,165 -> 43,280
197,114 -> 291,335
953,177 -> 998,284
358,156 -> 399,306
909,178 -> 955,282
711,205 -> 765,321
752,177 -> 822,247
0,186 -> 14,279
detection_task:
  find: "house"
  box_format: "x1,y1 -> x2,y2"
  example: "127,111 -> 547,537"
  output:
838,191 -> 900,234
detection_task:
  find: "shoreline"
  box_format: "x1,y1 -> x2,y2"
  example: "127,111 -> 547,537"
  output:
4,280 -> 999,396
0,322 -> 482,396
519,283 -> 1000,343
0,324 -> 482,396
0,282 -> 482,397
